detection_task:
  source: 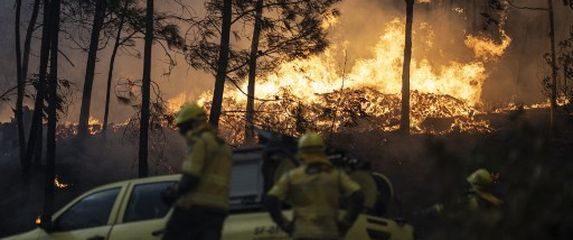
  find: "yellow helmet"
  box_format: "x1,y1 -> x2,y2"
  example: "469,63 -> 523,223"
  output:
298,132 -> 328,164
175,103 -> 207,126
298,132 -> 326,153
466,169 -> 493,187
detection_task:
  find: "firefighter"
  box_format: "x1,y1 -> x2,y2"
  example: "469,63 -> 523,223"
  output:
265,132 -> 365,240
425,168 -> 503,216
162,103 -> 233,240
465,168 -> 503,210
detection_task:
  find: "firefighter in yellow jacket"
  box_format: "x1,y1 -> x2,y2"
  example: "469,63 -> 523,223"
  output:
163,103 -> 232,240
427,168 -> 503,217
465,169 -> 503,210
265,132 -> 365,240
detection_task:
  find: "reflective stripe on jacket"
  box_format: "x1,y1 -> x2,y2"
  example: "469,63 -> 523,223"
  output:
176,129 -> 232,211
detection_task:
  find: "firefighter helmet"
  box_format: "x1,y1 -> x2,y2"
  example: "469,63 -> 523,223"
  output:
466,169 -> 493,187
298,132 -> 326,153
175,103 -> 207,126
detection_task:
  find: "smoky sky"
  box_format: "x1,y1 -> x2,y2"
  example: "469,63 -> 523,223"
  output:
0,0 -> 572,123
0,0 -> 213,123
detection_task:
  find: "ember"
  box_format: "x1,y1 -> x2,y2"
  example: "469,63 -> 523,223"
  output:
54,175 -> 69,189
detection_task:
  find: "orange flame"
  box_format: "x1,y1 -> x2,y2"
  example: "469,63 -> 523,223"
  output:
494,96 -> 571,113
54,175 -> 69,189
229,19 -> 487,105
196,18 -> 511,144
88,116 -> 102,135
56,116 -> 103,139
166,93 -> 192,115
465,30 -> 512,61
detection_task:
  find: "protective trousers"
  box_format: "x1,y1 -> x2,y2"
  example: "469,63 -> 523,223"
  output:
163,207 -> 227,240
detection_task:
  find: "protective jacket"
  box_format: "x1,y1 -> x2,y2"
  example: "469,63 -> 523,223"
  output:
377,219 -> 415,240
466,188 -> 503,210
175,126 -> 232,211
267,155 -> 361,239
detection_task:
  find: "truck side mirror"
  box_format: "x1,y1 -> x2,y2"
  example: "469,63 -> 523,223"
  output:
35,215 -> 55,232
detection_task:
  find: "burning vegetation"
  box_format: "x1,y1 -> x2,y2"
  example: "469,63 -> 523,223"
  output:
2,0 -> 573,239
56,116 -> 104,139
181,18 -> 513,144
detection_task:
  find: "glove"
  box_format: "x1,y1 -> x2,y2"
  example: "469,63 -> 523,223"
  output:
177,174 -> 199,195
161,186 -> 178,206
338,220 -> 352,237
279,221 -> 294,236
415,204 -> 443,218
338,221 -> 352,237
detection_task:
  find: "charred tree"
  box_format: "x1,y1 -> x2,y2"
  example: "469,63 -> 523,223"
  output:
209,0 -> 233,129
503,0 -> 560,131
103,0 -> 130,132
22,0 -> 41,89
400,0 -> 414,135
15,0 -> 26,171
548,0 -> 558,132
34,126 -> 43,165
45,0 -> 60,217
16,0 -> 42,171
78,0 -> 107,138
244,0 -> 264,144
139,0 -> 153,178
24,0 -> 52,174
188,0 -> 338,132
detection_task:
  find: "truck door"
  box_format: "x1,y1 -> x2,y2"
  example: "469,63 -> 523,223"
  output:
108,181 -> 176,240
39,187 -> 122,240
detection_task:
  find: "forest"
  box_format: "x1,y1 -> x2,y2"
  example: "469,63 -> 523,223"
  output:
0,0 -> 573,239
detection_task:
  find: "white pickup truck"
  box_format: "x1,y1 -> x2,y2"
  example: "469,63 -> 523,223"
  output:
2,143 -> 414,240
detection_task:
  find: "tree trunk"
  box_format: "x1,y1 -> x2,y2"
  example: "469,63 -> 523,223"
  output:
18,0 -> 42,170
44,0 -> 60,217
15,0 -> 26,173
22,0 -> 41,87
78,0 -> 107,138
244,0 -> 264,144
34,126 -> 43,165
25,0 -> 52,174
103,1 -> 128,132
548,0 -> 557,132
400,0 -> 414,135
139,0 -> 153,178
209,0 -> 233,129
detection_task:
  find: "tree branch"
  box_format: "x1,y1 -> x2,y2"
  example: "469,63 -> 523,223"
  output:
508,0 -> 548,11
58,49 -> 76,67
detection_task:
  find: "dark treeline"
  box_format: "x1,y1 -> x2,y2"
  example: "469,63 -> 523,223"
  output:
7,0 -> 342,217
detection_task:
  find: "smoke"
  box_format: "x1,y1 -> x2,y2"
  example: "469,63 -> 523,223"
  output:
0,2 -> 16,122
327,0 -> 573,106
483,0 -> 573,104
0,0 -> 213,124
0,126 -> 187,237
1,0 -> 573,123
